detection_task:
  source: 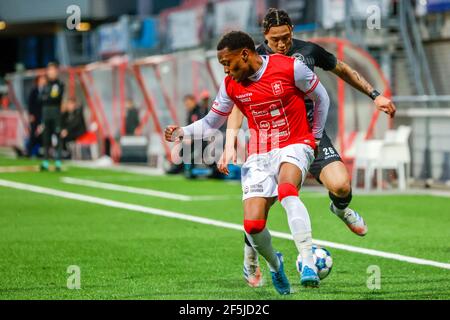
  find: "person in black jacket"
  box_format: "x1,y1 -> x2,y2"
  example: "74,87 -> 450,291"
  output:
61,98 -> 86,158
40,62 -> 65,171
125,99 -> 140,135
185,94 -> 203,124
26,75 -> 47,157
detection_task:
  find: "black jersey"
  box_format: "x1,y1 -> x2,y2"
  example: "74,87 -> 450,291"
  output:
187,105 -> 208,125
42,80 -> 65,109
256,39 -> 337,125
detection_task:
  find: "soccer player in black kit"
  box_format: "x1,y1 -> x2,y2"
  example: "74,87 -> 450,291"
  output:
217,8 -> 397,288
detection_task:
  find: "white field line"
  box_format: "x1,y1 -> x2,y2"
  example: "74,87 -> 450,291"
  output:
1,178 -> 450,270
2,164 -> 450,198
60,177 -> 239,201
67,161 -> 165,176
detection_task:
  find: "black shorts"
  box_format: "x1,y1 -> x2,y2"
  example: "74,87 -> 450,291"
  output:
309,132 -> 343,183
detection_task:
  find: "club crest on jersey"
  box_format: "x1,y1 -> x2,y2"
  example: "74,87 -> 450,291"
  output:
293,53 -> 305,63
271,81 -> 284,96
259,121 -> 270,130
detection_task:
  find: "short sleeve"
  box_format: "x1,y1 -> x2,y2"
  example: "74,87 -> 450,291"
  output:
294,59 -> 320,95
312,43 -> 337,71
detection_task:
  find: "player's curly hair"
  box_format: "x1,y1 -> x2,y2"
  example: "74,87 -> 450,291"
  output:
216,31 -> 256,52
262,8 -> 293,33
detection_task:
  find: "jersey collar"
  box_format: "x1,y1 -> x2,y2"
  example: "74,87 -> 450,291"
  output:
248,55 -> 269,82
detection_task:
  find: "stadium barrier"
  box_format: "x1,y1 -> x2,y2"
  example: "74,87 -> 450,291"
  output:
0,110 -> 26,149
393,95 -> 450,182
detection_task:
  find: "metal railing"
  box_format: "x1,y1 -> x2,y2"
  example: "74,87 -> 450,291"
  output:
397,0 -> 443,181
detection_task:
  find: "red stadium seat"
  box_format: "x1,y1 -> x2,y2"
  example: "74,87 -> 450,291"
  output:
74,132 -> 99,160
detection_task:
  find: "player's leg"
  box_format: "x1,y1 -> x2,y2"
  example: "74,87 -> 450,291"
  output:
244,196 -> 290,295
319,161 -> 367,235
54,112 -> 62,171
310,133 -> 367,236
278,153 -> 319,288
27,122 -> 37,157
40,111 -> 51,171
243,197 -> 276,287
243,197 -> 276,271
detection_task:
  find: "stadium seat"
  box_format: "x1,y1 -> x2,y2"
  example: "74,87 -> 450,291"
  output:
352,138 -> 384,191
343,131 -> 366,160
119,135 -> 148,163
374,126 -> 412,191
73,131 -> 99,160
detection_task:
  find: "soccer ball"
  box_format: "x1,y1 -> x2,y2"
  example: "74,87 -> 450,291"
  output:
296,245 -> 333,280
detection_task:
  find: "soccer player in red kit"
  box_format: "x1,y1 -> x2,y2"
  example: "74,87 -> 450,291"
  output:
218,8 -> 392,289
165,31 -> 330,295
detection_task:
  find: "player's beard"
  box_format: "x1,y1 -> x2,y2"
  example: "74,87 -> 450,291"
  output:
233,70 -> 246,83
238,66 -> 256,82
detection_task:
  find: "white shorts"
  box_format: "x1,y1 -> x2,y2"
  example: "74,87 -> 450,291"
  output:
241,143 -> 315,200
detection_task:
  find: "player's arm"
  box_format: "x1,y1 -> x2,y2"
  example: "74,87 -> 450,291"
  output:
225,106 -> 244,150
331,60 -> 396,118
312,43 -> 396,118
216,106 -> 244,175
294,59 -> 330,144
165,80 -> 233,142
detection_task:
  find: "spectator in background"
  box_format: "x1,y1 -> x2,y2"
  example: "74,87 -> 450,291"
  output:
125,99 -> 140,135
185,92 -> 210,125
166,94 -> 201,174
26,75 -> 47,157
40,62 -> 65,171
199,89 -> 226,135
61,97 -> 86,158
202,0 -> 215,43
199,90 -> 210,117
184,92 -> 216,176
199,89 -> 224,177
184,94 -> 201,125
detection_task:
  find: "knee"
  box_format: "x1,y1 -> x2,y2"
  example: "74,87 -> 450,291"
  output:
244,219 -> 266,234
277,183 -> 298,202
329,180 -> 351,198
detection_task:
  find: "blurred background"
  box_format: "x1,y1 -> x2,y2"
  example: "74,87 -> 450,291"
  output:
1,0 -> 450,190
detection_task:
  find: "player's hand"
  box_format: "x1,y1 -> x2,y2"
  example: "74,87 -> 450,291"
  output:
217,145 -> 237,176
60,129 -> 68,138
374,95 -> 396,118
164,125 -> 183,142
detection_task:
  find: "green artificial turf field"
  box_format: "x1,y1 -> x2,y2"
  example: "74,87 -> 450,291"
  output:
0,156 -> 449,300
